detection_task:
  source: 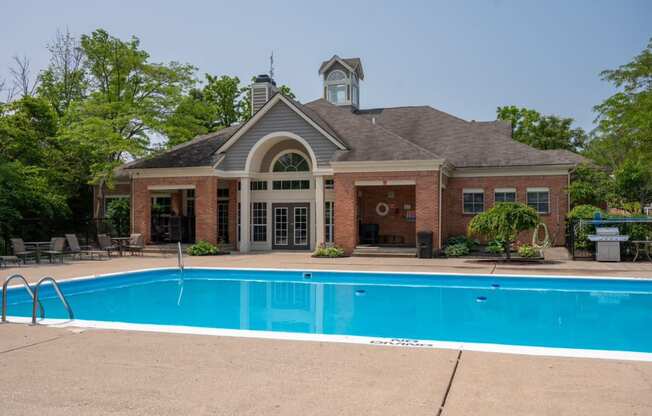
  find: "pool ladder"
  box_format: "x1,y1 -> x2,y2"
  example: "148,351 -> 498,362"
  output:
1,274 -> 74,324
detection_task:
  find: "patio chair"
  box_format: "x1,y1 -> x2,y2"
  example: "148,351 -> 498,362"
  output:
0,255 -> 21,268
126,233 -> 145,256
10,238 -> 35,264
65,234 -> 107,260
42,237 -> 67,263
97,234 -> 120,257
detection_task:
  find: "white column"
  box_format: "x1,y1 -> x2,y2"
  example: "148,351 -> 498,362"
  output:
315,176 -> 325,248
240,177 -> 251,252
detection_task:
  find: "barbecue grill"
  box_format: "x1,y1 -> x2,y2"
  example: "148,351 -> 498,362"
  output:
588,227 -> 629,262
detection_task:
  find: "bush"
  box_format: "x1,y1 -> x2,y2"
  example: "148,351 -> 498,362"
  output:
517,244 -> 539,258
486,239 -> 505,254
567,205 -> 605,251
445,243 -> 470,257
106,198 -> 130,236
446,235 -> 478,250
567,204 -> 604,220
186,240 -> 220,256
313,245 -> 346,258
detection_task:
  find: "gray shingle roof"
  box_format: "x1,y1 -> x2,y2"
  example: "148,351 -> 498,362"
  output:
125,95 -> 583,170
355,106 -> 581,168
125,126 -> 238,169
304,99 -> 440,162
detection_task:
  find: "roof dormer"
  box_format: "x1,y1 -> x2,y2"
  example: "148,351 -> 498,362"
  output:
319,55 -> 364,110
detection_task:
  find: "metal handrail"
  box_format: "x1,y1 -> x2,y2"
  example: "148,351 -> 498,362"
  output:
177,241 -> 184,272
2,274 -> 44,323
31,276 -> 74,324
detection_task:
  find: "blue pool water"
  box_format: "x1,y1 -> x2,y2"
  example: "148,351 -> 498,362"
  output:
3,268 -> 652,353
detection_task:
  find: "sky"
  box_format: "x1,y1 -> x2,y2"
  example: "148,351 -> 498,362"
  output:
1,0 -> 650,132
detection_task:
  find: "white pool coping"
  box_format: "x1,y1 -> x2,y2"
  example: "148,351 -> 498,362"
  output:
3,266 -> 652,362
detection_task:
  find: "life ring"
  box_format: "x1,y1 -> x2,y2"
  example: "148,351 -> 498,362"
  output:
532,222 -> 550,249
376,202 -> 389,216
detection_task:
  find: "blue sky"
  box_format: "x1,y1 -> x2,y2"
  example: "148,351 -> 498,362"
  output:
1,0 -> 650,132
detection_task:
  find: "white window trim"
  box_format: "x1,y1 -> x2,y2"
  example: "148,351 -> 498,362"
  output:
326,69 -> 346,82
526,188 -> 551,214
463,189 -> 485,214
494,187 -> 516,193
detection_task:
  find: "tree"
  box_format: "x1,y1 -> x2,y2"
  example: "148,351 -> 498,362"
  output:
568,163 -> 614,206
497,106 -> 587,152
203,74 -> 246,127
9,55 -> 39,98
37,28 -> 87,116
467,202 -> 540,259
59,29 -> 195,188
593,38 -> 652,166
613,158 -> 652,210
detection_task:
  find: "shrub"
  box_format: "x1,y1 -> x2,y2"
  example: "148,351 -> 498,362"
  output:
567,205 -> 605,251
186,240 -> 220,256
468,202 -> 540,259
445,243 -> 470,257
313,245 -> 346,258
517,244 -> 539,258
486,239 -> 505,254
106,198 -> 130,236
446,235 -> 478,250
567,204 -> 604,220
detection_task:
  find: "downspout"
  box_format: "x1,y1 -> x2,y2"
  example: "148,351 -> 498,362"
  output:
438,169 -> 443,249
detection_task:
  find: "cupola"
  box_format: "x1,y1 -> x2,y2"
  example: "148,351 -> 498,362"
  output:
318,55 -> 364,110
251,74 -> 277,115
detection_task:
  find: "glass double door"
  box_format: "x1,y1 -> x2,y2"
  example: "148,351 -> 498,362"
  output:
272,203 -> 310,250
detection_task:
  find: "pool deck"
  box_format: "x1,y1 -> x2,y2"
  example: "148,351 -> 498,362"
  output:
2,253 -> 652,415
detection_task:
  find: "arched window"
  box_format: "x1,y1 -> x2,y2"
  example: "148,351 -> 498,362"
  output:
327,70 -> 346,81
273,152 -> 310,172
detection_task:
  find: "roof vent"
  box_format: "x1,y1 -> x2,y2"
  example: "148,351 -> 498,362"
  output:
371,117 -> 376,125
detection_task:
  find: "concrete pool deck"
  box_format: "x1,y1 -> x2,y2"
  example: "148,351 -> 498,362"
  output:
1,253 -> 652,415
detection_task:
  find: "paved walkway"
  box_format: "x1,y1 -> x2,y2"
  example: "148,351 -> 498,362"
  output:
1,253 -> 651,415
3,251 -> 652,285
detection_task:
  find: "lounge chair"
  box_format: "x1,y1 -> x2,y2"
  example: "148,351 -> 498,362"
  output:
65,234 -> 107,260
42,237 -> 66,263
126,233 -> 144,256
10,238 -> 35,264
97,234 -> 120,257
0,255 -> 21,268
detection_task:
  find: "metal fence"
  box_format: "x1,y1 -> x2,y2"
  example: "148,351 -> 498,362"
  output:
566,217 -> 652,260
1,217 -> 125,256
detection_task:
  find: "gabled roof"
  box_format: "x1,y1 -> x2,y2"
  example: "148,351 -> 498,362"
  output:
318,55 -> 365,80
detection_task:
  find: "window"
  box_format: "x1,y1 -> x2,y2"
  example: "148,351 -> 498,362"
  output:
527,188 -> 550,214
185,189 -> 195,217
273,153 -> 310,172
250,180 -> 267,191
327,70 -> 346,81
251,202 -> 267,242
325,201 -> 334,243
463,190 -> 484,214
237,203 -> 241,242
217,188 -> 229,199
327,84 -> 347,105
494,188 -> 516,204
151,196 -> 172,215
272,180 -> 310,190
352,84 -> 358,106
325,179 -> 334,190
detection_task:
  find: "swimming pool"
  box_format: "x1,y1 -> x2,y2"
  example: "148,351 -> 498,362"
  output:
3,268 -> 652,360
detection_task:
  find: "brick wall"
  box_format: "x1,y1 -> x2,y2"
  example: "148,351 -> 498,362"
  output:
334,171 -> 439,254
132,176 -> 218,244
442,175 -> 569,246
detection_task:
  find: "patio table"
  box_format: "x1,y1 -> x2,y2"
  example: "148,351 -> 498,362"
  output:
111,237 -> 130,257
24,241 -> 51,264
631,240 -> 652,262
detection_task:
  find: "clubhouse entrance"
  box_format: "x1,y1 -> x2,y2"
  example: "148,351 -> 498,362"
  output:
271,203 -> 310,250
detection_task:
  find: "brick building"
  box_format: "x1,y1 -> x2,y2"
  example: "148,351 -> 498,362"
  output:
96,55 -> 583,255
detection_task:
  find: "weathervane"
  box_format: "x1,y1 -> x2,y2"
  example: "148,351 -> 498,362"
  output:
269,51 -> 275,79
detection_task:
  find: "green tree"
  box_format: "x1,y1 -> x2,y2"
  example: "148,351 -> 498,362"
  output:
568,163 -> 614,206
497,105 -> 587,152
59,29 -> 195,189
467,202 -> 540,259
613,158 -> 652,210
592,38 -> 652,167
105,197 -> 130,236
37,28 -> 87,116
